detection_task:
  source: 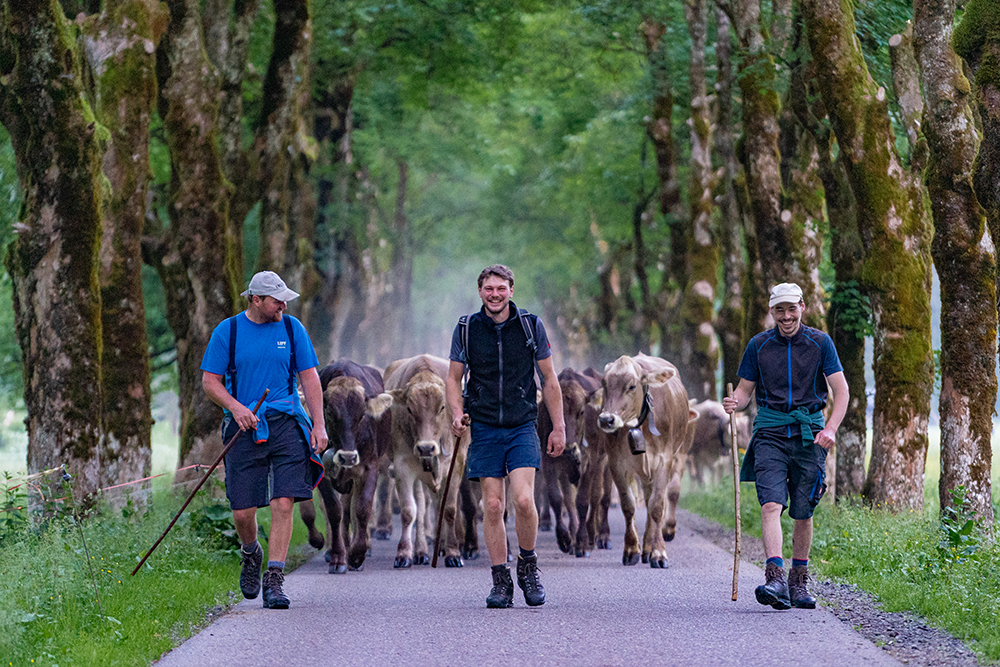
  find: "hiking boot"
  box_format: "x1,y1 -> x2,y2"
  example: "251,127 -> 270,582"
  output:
789,565 -> 817,609
754,562 -> 791,610
486,565 -> 514,608
516,554 -> 546,607
262,568 -> 290,609
239,542 -> 263,600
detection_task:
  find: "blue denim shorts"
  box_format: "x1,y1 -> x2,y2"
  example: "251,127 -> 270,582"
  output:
466,420 -> 541,481
223,412 -> 315,510
751,428 -> 827,520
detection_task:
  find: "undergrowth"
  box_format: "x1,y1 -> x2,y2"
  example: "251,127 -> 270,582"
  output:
682,478 -> 1000,661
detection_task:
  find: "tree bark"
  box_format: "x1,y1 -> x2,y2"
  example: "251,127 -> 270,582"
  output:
714,5 -> 746,393
915,0 -> 995,524
888,24 -> 927,168
0,0 -> 105,499
83,0 -> 167,491
680,0 -> 719,401
154,0 -> 238,481
803,0 -> 934,512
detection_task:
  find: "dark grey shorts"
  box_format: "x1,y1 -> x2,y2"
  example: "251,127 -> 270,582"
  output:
223,412 -> 315,511
466,420 -> 541,481
751,429 -> 827,520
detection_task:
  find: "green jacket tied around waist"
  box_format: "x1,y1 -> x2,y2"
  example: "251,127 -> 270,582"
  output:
740,406 -> 825,483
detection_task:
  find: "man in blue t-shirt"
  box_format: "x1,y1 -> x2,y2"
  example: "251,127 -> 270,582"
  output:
445,264 -> 565,609
201,270 -> 328,610
722,282 -> 848,611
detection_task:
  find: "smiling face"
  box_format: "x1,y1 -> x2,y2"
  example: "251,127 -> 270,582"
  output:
770,300 -> 804,338
478,275 -> 512,322
248,294 -> 287,323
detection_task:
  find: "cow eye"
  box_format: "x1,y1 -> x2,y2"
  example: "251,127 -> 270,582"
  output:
627,384 -> 636,392
407,407 -> 413,416
438,406 -> 445,413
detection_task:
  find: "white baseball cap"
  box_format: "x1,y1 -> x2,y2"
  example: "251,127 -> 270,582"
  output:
240,271 -> 300,302
769,282 -> 803,308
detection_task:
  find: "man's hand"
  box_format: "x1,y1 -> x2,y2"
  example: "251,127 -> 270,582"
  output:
721,396 -> 739,414
815,426 -> 836,450
451,414 -> 470,438
232,403 -> 259,431
311,422 -> 329,454
547,427 -> 566,457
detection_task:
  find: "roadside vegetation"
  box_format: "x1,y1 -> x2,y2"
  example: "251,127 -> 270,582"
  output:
682,461 -> 1000,662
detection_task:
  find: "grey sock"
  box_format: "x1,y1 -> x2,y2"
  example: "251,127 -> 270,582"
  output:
267,561 -> 285,570
242,541 -> 260,554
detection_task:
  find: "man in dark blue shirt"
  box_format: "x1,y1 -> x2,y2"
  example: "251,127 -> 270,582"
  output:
445,264 -> 565,609
723,282 -> 849,610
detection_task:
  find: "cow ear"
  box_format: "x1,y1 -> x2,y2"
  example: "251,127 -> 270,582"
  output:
587,388 -> 604,411
603,361 -> 614,374
642,368 -> 674,386
688,408 -> 699,424
366,392 -> 393,419
389,388 -> 405,404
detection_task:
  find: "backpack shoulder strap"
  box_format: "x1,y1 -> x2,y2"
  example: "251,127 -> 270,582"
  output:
517,309 -> 537,355
284,315 -> 296,395
227,316 -> 238,400
458,314 -> 472,397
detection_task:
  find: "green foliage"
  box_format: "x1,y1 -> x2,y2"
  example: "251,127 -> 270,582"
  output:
936,486 -> 981,566
0,471 -> 27,544
828,280 -> 874,339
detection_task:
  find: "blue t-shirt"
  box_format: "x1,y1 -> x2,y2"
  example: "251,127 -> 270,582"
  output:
201,312 -> 319,413
737,324 -> 843,419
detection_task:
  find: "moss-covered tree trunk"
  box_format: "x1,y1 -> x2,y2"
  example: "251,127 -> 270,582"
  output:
82,0 -> 166,492
0,0 -> 105,499
154,0 -> 237,481
915,0 -> 996,523
679,0 -> 719,401
803,0 -> 934,512
715,6 -> 746,392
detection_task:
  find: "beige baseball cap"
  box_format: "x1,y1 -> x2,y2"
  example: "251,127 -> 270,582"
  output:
240,271 -> 300,302
769,282 -> 803,307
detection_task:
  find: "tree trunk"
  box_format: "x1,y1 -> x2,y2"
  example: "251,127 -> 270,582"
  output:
155,0 -> 238,481
714,5 -> 746,393
888,25 -> 928,169
803,0 -> 934,512
915,0 -> 995,524
83,0 -> 166,491
0,0 -> 105,500
680,0 -> 719,401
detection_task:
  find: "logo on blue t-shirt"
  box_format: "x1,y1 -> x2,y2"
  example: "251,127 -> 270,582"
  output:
277,340 -> 287,349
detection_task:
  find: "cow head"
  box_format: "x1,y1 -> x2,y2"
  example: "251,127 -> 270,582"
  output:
322,376 -> 393,492
557,370 -> 587,471
391,370 -> 448,473
596,356 -> 674,434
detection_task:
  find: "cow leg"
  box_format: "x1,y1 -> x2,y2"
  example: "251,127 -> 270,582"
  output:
643,465 -> 670,569
394,468 -> 416,569
536,473 -> 552,532
662,451 -> 686,543
546,459 -> 571,554
298,498 -> 326,550
574,454 -> 595,557
413,481 -> 431,565
441,449 -> 467,567
608,458 -> 640,565
559,465 -> 580,556
316,477 -> 348,574
459,474 -> 480,560
373,464 -> 393,540
348,464 -> 378,571
597,459 -> 613,549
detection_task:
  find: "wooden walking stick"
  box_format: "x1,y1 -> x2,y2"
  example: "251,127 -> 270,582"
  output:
728,383 -> 741,601
432,414 -> 471,568
132,389 -> 269,575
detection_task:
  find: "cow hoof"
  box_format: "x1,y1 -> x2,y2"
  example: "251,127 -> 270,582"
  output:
348,556 -> 366,571
641,553 -> 650,564
575,547 -> 591,558
324,551 -> 331,563
649,557 -> 669,569
539,522 -> 552,532
374,529 -> 391,541
308,532 -> 325,550
462,547 -> 480,560
329,563 -> 348,574
663,531 -> 676,542
393,557 -> 413,569
348,562 -> 365,572
556,528 -> 573,554
414,553 -> 431,566
623,552 -> 640,566
445,556 -> 464,568
597,538 -> 612,550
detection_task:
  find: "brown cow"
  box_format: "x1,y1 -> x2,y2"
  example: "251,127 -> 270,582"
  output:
687,399 -> 750,486
384,355 -> 471,569
299,359 -> 392,573
594,353 -> 697,568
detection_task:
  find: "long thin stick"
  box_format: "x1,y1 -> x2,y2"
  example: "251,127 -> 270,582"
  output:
728,382 -> 741,601
132,389 -> 269,575
432,415 -> 470,568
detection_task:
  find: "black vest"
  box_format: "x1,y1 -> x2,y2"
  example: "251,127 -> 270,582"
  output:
463,303 -> 538,427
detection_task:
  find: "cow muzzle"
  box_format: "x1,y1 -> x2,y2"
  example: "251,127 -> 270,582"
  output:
414,441 -> 440,459
598,412 -> 624,433
322,448 -> 359,469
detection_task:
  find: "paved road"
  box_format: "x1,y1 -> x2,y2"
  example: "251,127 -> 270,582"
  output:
156,508 -> 900,667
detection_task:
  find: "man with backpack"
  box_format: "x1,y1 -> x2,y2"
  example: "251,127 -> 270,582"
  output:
445,264 -> 566,608
201,271 -> 328,609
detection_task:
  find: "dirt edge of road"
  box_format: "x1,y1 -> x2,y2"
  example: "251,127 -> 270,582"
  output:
679,508 -> 984,667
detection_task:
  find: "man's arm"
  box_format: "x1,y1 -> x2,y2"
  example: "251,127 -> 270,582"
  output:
722,378 -> 756,414
298,366 -> 329,454
537,357 -> 566,457
446,360 -> 468,437
202,371 -> 259,431
815,371 -> 849,450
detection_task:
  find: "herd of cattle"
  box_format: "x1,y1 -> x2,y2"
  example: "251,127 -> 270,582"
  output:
296,353 -> 750,574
